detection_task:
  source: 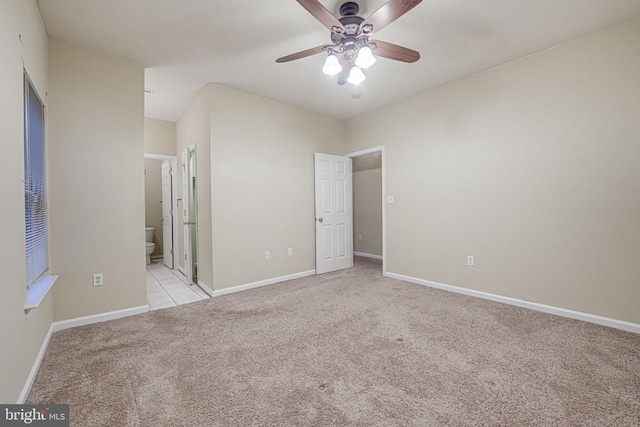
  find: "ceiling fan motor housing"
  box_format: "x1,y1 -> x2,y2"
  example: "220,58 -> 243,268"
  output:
339,1 -> 360,17
338,2 -> 364,36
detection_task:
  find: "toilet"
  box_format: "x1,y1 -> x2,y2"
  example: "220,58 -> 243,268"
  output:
145,227 -> 155,265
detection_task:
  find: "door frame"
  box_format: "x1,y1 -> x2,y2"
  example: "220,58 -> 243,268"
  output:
144,153 -> 178,269
182,145 -> 198,285
345,146 -> 386,274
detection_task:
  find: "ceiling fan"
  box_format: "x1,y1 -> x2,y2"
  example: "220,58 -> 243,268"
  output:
277,0 -> 422,85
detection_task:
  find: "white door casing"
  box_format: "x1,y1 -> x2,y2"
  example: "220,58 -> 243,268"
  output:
161,160 -> 174,268
315,153 -> 353,274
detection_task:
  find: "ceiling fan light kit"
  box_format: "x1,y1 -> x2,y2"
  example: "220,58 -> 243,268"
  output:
322,53 -> 343,75
278,0 -> 422,86
355,45 -> 376,69
347,66 -> 366,85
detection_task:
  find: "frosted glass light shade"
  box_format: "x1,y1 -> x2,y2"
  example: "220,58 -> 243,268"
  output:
355,46 -> 376,69
322,54 -> 342,75
347,66 -> 366,85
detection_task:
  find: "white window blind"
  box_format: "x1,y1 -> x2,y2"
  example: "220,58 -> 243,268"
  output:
24,73 -> 48,288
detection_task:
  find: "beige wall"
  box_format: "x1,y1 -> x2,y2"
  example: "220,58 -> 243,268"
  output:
48,39 -> 146,321
0,0 -> 54,404
144,159 -> 163,256
353,167 -> 383,257
345,17 -> 640,324
145,117 -> 176,156
176,86 -> 213,286
353,152 -> 382,172
177,84 -> 345,290
209,85 -> 344,289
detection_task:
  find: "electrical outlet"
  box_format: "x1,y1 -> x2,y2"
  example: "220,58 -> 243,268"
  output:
287,248 -> 293,256
386,195 -> 395,204
467,256 -> 475,267
265,250 -> 270,260
357,234 -> 363,241
93,273 -> 104,287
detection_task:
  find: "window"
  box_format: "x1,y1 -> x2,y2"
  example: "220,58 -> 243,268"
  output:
24,73 -> 48,288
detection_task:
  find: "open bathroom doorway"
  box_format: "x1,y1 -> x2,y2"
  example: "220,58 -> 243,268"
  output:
182,145 -> 198,285
144,153 -> 178,269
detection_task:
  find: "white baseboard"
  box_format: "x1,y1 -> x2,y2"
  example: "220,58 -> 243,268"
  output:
177,265 -> 186,276
210,270 -> 316,298
17,323 -> 55,404
197,280 -> 215,297
51,305 -> 149,333
354,252 -> 383,260
385,272 -> 640,334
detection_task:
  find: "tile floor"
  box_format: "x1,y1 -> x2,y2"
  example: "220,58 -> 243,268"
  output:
146,260 -> 209,311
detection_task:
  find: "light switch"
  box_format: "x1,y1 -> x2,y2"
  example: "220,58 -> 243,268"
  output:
93,273 -> 104,287
386,195 -> 395,204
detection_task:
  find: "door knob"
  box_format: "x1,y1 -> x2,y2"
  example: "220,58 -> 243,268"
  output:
317,217 -> 324,223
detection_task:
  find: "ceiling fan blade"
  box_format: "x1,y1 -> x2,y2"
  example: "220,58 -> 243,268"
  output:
296,0 -> 345,33
276,44 -> 332,63
370,40 -> 420,63
362,0 -> 423,34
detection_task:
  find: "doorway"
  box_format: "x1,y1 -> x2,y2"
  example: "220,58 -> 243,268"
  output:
182,146 -> 198,285
313,147 -> 387,275
144,153 -> 178,269
346,147 -> 386,274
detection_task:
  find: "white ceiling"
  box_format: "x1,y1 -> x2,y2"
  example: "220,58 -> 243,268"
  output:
37,0 -> 640,122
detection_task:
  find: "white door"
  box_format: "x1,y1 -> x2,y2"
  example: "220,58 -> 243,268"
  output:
182,149 -> 192,283
315,153 -> 353,274
161,161 -> 173,268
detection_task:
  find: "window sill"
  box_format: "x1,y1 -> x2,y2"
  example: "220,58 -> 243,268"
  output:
25,274 -> 58,317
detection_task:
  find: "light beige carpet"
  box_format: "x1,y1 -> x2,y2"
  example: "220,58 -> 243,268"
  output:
28,257 -> 640,426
